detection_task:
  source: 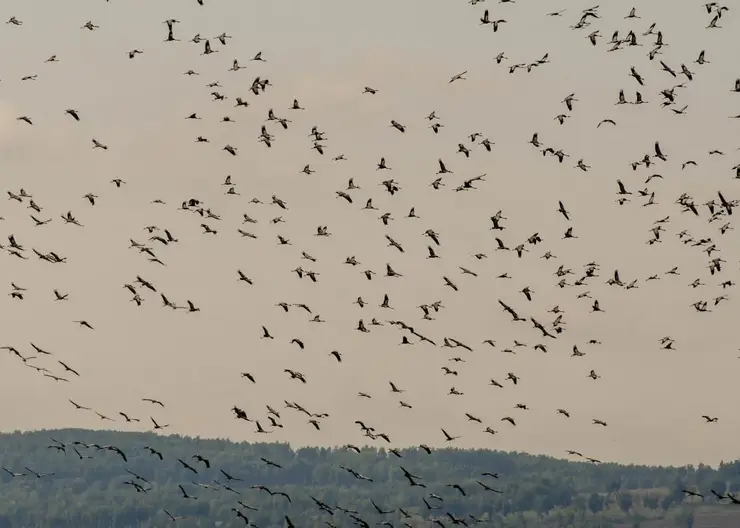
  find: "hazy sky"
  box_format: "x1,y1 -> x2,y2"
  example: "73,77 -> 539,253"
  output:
1,0 -> 739,467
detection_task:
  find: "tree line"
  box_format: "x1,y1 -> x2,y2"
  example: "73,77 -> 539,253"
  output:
0,429 -> 738,527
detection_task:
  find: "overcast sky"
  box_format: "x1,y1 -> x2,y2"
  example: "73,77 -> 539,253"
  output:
1,0 -> 739,467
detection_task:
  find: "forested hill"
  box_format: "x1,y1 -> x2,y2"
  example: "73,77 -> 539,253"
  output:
0,429 -> 738,528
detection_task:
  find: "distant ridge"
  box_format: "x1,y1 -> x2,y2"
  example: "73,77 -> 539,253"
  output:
0,429 -> 738,527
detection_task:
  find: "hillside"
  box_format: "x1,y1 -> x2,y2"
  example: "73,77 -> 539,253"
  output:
0,429 -> 737,527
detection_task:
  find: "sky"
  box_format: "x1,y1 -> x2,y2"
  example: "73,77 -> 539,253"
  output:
1,0 -> 739,468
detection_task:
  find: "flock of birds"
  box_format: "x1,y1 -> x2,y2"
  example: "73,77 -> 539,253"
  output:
2,0 -> 740,525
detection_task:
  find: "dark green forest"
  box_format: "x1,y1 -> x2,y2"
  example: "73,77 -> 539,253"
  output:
0,429 -> 738,527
